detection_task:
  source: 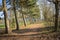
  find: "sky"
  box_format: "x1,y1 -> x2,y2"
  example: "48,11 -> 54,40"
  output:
0,0 -> 49,18
0,0 -> 54,19
0,0 -> 11,18
0,0 -> 3,18
0,0 -> 2,4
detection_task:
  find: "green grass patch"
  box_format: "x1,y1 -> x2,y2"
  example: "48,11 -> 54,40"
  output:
0,24 -> 5,28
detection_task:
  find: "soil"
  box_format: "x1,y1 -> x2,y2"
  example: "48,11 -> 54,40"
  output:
0,24 -> 60,40
0,32 -> 60,40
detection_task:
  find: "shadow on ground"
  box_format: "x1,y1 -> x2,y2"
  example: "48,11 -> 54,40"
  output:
0,26 -> 54,34
12,27 -> 54,34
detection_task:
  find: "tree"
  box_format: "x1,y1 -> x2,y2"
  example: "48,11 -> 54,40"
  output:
47,0 -> 59,32
13,0 -> 19,30
2,0 -> 10,33
0,5 -> 3,11
27,5 -> 40,23
54,0 -> 59,32
19,0 -> 39,24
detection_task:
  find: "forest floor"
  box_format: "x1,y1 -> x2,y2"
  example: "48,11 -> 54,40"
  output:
0,31 -> 60,40
0,23 -> 60,40
19,23 -> 46,29
0,23 -> 59,34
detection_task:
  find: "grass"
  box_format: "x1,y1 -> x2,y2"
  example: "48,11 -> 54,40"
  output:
0,24 -> 5,28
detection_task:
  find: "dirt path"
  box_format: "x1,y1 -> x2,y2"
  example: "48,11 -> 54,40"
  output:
0,24 -> 59,40
0,32 -> 60,40
19,23 -> 49,29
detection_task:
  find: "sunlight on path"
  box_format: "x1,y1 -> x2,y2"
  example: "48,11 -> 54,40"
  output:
20,23 -> 46,29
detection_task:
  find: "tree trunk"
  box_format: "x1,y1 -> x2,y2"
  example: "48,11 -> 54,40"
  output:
10,0 -> 13,26
54,1 -> 59,32
13,0 -> 19,30
21,7 -> 26,27
2,0 -> 10,33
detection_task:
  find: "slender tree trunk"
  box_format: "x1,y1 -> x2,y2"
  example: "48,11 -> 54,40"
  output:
21,7 -> 26,26
54,1 -> 59,32
13,0 -> 19,30
9,8 -> 12,25
2,0 -> 10,33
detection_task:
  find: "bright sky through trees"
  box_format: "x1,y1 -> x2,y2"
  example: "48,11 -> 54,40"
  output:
0,0 -> 51,18
0,0 -> 2,4
0,0 -> 3,18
